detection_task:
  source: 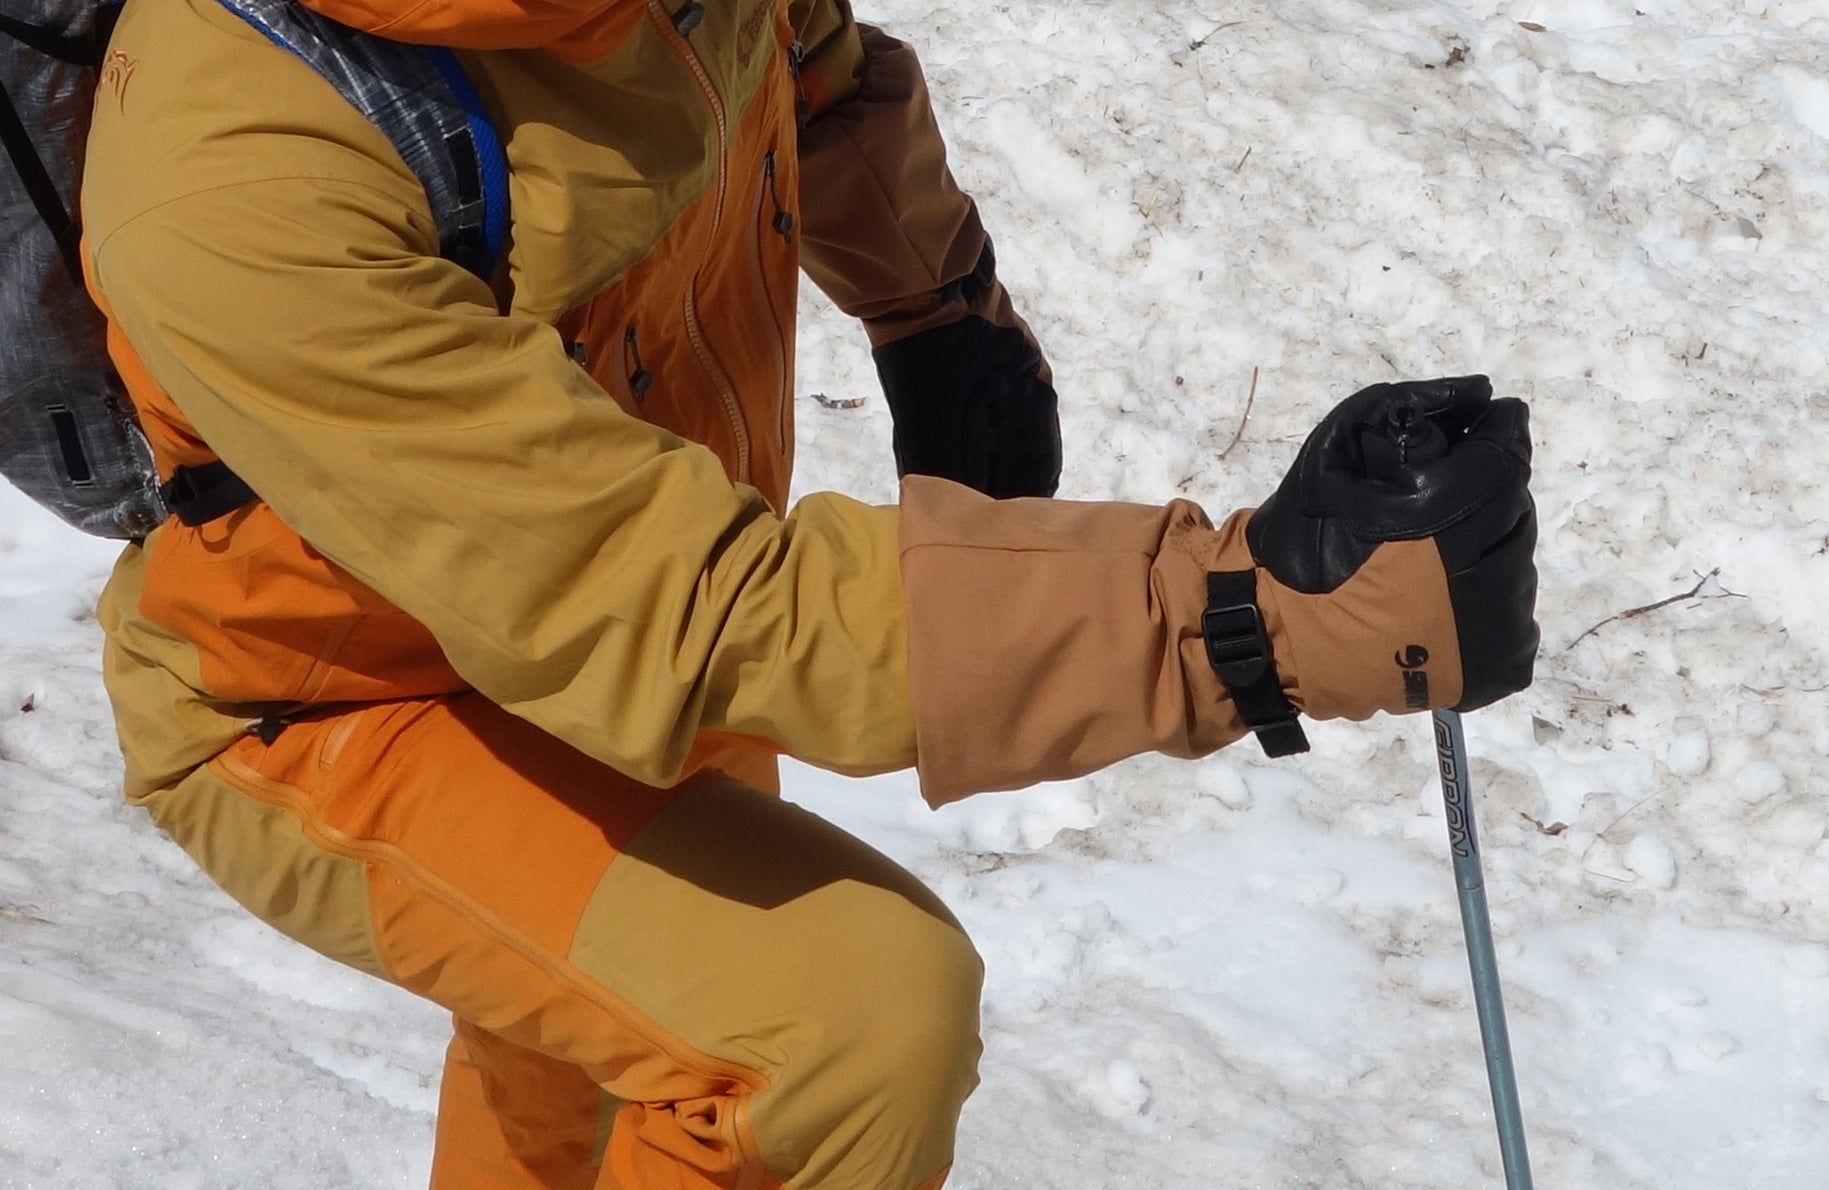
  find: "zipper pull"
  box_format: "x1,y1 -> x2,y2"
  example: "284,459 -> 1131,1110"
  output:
764,150 -> 794,242
249,715 -> 288,745
624,326 -> 653,402
787,40 -> 811,127
672,1 -> 705,36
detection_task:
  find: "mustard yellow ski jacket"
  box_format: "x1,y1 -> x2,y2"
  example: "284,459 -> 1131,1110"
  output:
87,0 -> 991,798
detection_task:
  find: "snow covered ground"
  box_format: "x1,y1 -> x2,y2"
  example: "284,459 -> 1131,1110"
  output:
5,0 -> 1829,1185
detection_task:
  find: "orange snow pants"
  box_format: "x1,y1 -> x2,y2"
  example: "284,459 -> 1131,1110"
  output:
134,694 -> 982,1189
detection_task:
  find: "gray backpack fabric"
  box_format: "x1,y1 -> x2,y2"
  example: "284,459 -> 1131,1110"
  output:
1,0 -> 506,540
0,1 -> 160,539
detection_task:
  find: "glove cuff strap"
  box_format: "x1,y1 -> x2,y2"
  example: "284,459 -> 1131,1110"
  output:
1202,570 -> 1310,758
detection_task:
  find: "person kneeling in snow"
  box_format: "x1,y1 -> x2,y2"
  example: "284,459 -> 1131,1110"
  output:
83,0 -> 1538,1185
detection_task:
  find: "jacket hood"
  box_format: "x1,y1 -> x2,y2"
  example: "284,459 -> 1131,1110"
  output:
298,0 -> 643,59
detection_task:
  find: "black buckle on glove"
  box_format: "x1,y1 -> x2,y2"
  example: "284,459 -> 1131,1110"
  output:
1202,571 -> 1309,758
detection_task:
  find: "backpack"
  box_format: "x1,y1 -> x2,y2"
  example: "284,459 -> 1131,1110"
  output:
0,0 -> 508,540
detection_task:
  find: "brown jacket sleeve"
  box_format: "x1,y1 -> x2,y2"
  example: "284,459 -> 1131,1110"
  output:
794,23 -> 989,332
899,478 -> 1254,803
897,477 -> 1463,806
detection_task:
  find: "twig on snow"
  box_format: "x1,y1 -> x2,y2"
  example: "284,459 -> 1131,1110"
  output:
1217,366 -> 1259,461
1567,567 -> 1738,650
1189,20 -> 1243,51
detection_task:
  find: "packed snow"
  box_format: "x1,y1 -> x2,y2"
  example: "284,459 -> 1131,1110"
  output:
5,0 -> 1829,1186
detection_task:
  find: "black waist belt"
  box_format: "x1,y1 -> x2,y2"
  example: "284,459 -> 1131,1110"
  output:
160,461 -> 258,527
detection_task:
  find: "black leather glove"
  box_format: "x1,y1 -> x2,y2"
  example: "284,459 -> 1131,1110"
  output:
1246,375 -> 1538,712
870,245 -> 1062,499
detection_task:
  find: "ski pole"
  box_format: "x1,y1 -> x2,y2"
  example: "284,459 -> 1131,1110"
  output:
1363,391 -> 1534,1185
1432,708 -> 1534,1190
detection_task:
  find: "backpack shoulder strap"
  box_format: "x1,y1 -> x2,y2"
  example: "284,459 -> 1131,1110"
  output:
0,4 -> 121,280
0,60 -> 81,281
0,10 -> 117,65
215,0 -> 509,282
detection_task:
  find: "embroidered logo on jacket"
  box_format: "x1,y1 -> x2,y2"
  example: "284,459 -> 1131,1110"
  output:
101,50 -> 137,111
736,0 -> 773,68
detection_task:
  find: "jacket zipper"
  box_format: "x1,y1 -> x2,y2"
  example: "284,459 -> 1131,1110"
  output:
680,289 -> 749,482
649,0 -> 728,231
648,0 -> 748,477
752,149 -> 792,452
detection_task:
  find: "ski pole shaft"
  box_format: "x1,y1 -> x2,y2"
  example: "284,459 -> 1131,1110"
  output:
1432,708 -> 1534,1190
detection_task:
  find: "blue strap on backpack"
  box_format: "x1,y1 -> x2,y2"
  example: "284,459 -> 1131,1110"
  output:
216,0 -> 510,281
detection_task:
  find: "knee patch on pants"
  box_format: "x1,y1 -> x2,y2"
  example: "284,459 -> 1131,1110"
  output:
571,777 -> 984,1187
